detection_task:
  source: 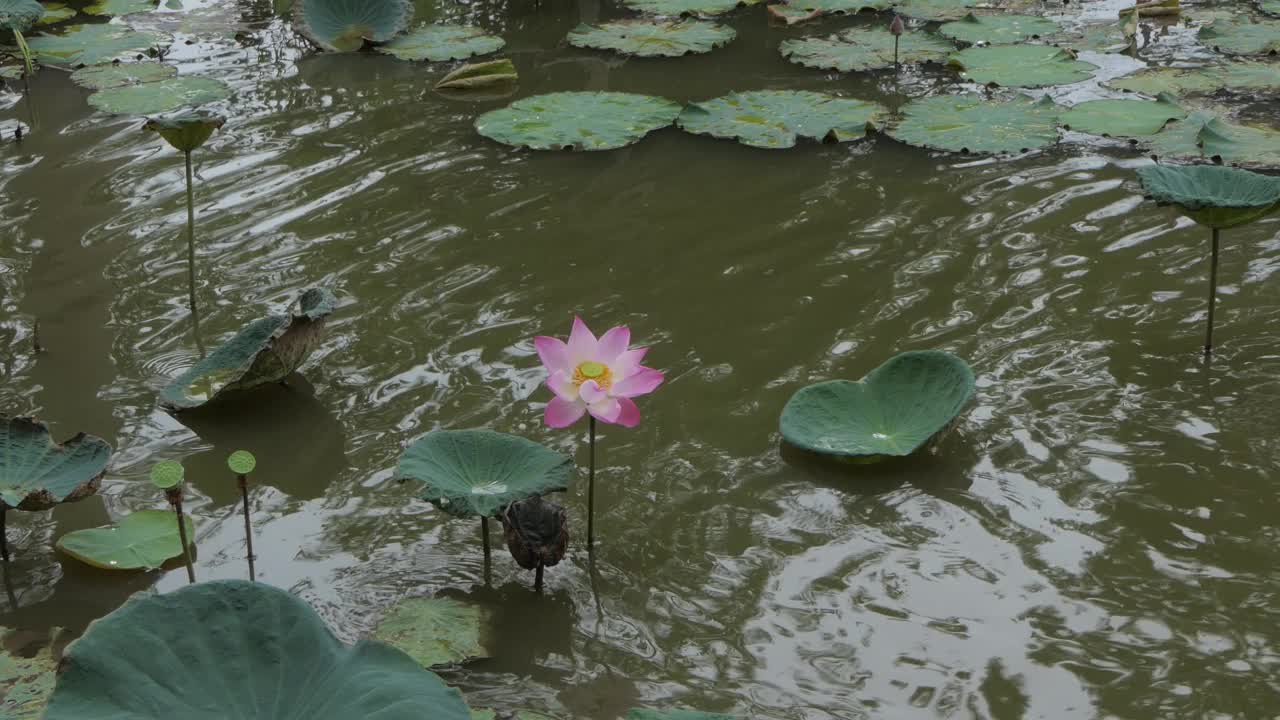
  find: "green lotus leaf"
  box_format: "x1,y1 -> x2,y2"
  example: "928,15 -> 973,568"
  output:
149,460 -> 183,489
1107,62 -> 1280,96
376,24 -> 503,61
780,351 -> 976,458
1262,0 -> 1280,16
781,0 -> 889,15
1,626 -> 64,719
0,64 -> 20,78
568,19 -> 734,57
396,429 -> 573,518
56,509 -> 193,570
939,12 -> 1058,44
626,711 -> 737,720
0,417 -> 110,511
70,61 -> 175,89
227,449 -> 256,474
1143,111 -> 1280,169
767,4 -> 823,24
0,0 -> 42,31
435,58 -> 517,90
475,91 -> 681,151
143,110 -> 224,151
891,0 -> 1033,21
780,27 -> 954,72
472,712 -> 497,720
950,44 -> 1097,87
471,712 -> 560,720
888,93 -> 1060,154
1061,93 -> 1186,137
1137,164 -> 1280,229
621,0 -> 760,18
1053,23 -> 1133,53
160,288 -> 339,411
294,0 -> 414,52
373,597 -> 488,668
88,76 -> 229,115
677,90 -> 886,149
1199,16 -> 1280,56
44,580 -> 472,719
84,0 -> 154,16
37,2 -> 75,24
27,24 -> 168,66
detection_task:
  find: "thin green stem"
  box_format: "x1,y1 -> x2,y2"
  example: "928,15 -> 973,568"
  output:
184,150 -> 197,312
587,416 -> 596,547
1205,227 -> 1220,357
13,29 -> 32,80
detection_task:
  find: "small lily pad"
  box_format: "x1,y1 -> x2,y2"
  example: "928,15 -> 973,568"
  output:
70,61 -> 175,89
621,0 -> 760,17
475,91 -> 681,151
1137,164 -> 1280,229
1108,62 -> 1280,96
84,0 -> 154,16
88,76 -> 229,115
888,93 -> 1061,154
227,450 -> 256,474
939,12 -> 1058,44
950,44 -> 1097,87
1061,93 -> 1186,137
1,626 -> 64,719
376,24 -> 504,61
150,460 -> 183,489
56,509 -> 194,570
28,23 -> 168,66
160,288 -> 339,411
780,27 -> 954,72
435,58 -> 517,90
0,417 -> 110,511
626,711 -> 737,720
780,0 -> 890,14
294,0 -> 414,52
143,111 -> 223,152
780,351 -> 976,459
0,0 -> 42,31
396,429 -> 573,518
373,597 -> 488,668
1143,111 -> 1280,168
568,19 -> 734,57
37,1 -> 73,25
677,90 -> 886,149
1199,16 -> 1280,56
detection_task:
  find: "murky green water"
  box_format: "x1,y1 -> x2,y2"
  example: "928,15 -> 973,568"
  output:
3,0 -> 1280,717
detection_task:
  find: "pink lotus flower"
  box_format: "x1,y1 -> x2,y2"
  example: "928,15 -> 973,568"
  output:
535,317 -> 664,429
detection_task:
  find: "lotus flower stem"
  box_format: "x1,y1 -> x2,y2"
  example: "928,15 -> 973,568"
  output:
1205,227 -> 1220,356
587,416 -> 596,547
166,488 -> 196,584
237,474 -> 255,580
890,14 -> 904,68
481,516 -> 490,563
184,150 -> 197,312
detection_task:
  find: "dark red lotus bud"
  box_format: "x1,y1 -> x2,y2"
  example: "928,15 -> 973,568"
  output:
890,14 -> 905,36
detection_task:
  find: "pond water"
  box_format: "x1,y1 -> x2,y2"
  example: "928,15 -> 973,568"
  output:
2,0 -> 1280,717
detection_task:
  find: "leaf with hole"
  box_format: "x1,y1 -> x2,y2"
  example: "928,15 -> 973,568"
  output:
677,90 -> 886,149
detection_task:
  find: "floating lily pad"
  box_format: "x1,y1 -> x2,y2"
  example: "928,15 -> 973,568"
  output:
1061,93 -> 1186,137
939,12 -> 1058,44
780,351 -> 975,459
435,58 -> 517,90
475,91 -> 681,151
1143,111 -> 1280,168
69,61 -> 174,89
56,509 -> 193,570
568,19 -> 734,57
780,0 -> 889,14
0,0 -> 42,31
395,429 -> 573,518
1199,16 -> 1280,56
28,23 -> 167,65
1,626 -> 64,719
0,417 -> 110,511
294,0 -> 414,52
160,288 -> 339,411
87,75 -> 229,115
373,597 -> 488,668
677,90 -> 886,149
44,580 -> 472,720
1053,23 -> 1133,53
376,24 -> 503,61
37,2 -> 75,24
1138,164 -> 1280,229
891,0 -> 1026,21
1108,62 -> 1280,96
621,0 -> 760,17
144,111 -> 224,151
889,93 -> 1061,154
84,0 -> 154,16
472,712 -> 560,720
950,44 -> 1097,87
780,27 -> 953,72
626,711 -> 737,720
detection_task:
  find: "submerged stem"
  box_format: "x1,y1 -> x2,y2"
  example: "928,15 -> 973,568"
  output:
587,416 -> 596,547
535,561 -> 544,591
184,150 -> 196,312
238,475 -> 255,580
1205,227 -> 1220,357
481,516 -> 490,561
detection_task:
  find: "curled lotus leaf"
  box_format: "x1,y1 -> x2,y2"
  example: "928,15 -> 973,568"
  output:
160,288 -> 340,411
475,91 -> 681,151
43,580 -> 472,719
435,58 -> 517,90
950,44 -> 1098,87
626,711 -> 738,720
56,509 -> 194,570
149,460 -> 183,489
780,27 -> 954,72
84,0 -> 154,16
294,0 -> 414,52
27,24 -> 168,66
372,597 -> 489,668
1199,16 -> 1280,56
0,0 -> 43,31
567,19 -> 735,57
677,90 -> 886,149
1108,62 -> 1280,96
780,351 -> 976,459
500,495 -> 568,570
70,61 -> 175,89
395,429 -> 573,518
88,76 -> 229,116
1137,164 -> 1280,229
1061,93 -> 1186,137
781,0 -> 890,15
0,417 -> 110,511
1143,110 -> 1280,169
889,94 -> 1061,154
621,0 -> 761,18
144,111 -> 224,152
938,12 -> 1059,45
1,626 -> 66,719
37,2 -> 76,25
376,24 -> 503,61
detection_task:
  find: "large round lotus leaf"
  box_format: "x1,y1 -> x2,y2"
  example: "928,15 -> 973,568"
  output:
779,351 -> 976,458
395,429 -> 573,518
939,12 -> 1058,44
1137,164 -> 1280,229
475,91 -> 681,151
70,61 -> 174,89
88,76 -> 229,115
144,111 -> 224,151
37,2 -> 75,24
372,597 -> 488,668
161,288 -> 339,411
567,19 -> 734,57
27,24 -> 167,65
1,626 -> 64,719
1108,62 -> 1280,96
43,580 -> 472,720
626,711 -> 737,720
56,509 -> 194,570
780,27 -> 953,72
84,0 -> 154,16
621,0 -> 760,17
779,0 -> 889,14
1144,111 -> 1280,169
294,0 -> 414,52
677,90 -> 886,149
950,44 -> 1097,87
0,417 -> 110,511
0,0 -> 42,31
376,24 -> 504,61
1199,16 -> 1280,56
1061,93 -> 1186,137
888,93 -> 1061,154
